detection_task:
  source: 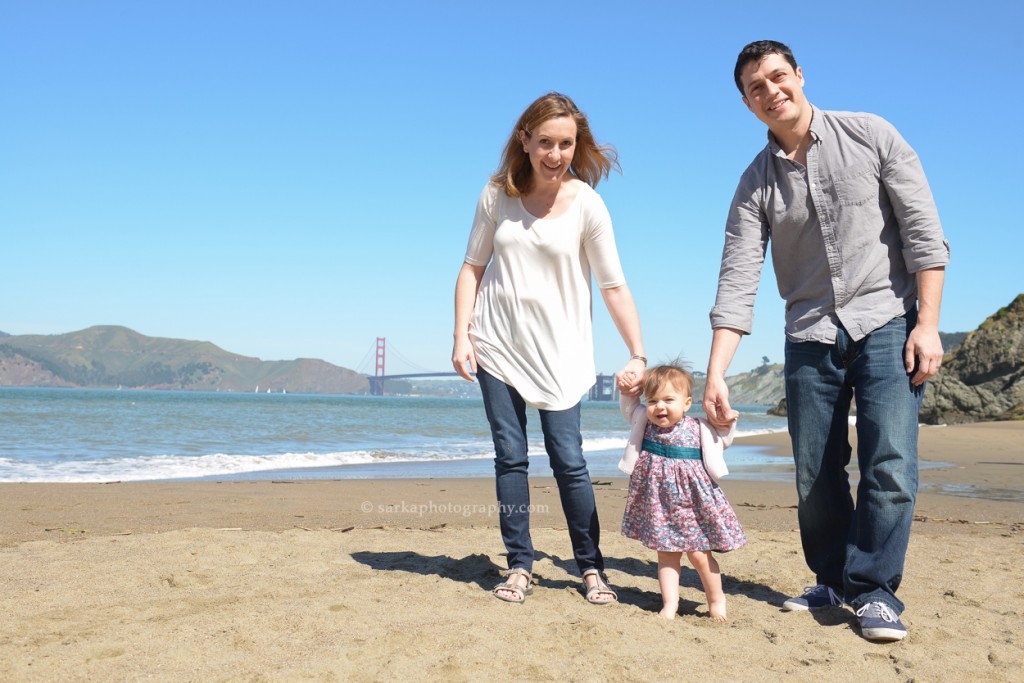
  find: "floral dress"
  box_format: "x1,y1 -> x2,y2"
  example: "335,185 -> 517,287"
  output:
621,415 -> 747,553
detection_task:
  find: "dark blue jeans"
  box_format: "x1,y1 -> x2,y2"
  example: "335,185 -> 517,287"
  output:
477,367 -> 603,575
784,313 -> 923,614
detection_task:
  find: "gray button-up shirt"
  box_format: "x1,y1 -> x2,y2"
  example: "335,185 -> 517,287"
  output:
710,106 -> 950,343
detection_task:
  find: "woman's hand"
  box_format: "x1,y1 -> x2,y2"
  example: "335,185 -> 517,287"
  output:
452,262 -> 487,383
452,334 -> 477,382
616,358 -> 646,396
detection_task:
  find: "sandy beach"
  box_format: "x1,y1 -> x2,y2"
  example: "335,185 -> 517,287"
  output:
1,422 -> 1021,682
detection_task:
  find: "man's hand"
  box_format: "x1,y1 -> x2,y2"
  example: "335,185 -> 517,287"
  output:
702,373 -> 739,429
907,267 -> 946,386
704,328 -> 743,428
905,326 -> 943,386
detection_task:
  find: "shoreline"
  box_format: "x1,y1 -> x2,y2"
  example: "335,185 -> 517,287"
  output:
1,421 -> 1020,546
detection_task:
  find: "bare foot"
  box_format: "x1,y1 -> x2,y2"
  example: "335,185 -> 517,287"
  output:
708,598 -> 727,622
659,602 -> 679,620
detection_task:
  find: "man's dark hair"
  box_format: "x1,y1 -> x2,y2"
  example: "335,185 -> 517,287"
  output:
734,40 -> 798,95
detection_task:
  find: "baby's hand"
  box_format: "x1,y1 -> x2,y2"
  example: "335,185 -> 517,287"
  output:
617,370 -> 637,391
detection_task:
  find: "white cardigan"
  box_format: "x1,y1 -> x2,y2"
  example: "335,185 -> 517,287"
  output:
617,394 -> 736,484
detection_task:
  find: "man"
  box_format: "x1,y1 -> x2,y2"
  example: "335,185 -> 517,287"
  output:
704,40 -> 949,642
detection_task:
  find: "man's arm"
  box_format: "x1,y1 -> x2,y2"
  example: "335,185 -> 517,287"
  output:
710,169 -> 771,337
707,160 -> 771,428
905,266 -> 945,386
703,327 -> 744,429
873,118 -> 949,386
876,116 -> 950,277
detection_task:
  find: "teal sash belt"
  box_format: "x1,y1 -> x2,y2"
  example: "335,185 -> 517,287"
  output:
642,439 -> 701,460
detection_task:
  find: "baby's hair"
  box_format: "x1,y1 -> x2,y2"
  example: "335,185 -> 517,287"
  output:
642,359 -> 694,399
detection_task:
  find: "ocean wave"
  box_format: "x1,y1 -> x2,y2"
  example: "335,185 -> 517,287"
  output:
0,450 -> 492,483
0,427 -> 788,483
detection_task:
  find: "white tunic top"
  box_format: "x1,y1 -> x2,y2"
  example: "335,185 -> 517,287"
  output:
464,182 -> 626,410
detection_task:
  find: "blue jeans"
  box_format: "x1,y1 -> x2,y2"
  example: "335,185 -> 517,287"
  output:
784,313 -> 923,614
477,367 -> 602,575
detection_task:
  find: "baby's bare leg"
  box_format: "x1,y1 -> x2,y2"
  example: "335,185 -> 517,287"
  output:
688,550 -> 726,622
657,551 -> 683,619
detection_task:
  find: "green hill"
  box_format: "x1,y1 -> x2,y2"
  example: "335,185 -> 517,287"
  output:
0,326 -> 368,394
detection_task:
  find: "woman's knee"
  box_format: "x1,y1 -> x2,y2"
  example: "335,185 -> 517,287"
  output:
493,439 -> 529,475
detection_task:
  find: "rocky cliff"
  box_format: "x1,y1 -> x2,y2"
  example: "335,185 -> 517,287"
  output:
920,294 -> 1024,424
692,363 -> 785,406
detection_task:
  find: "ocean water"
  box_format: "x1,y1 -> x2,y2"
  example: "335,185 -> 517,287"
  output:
0,387 -> 790,483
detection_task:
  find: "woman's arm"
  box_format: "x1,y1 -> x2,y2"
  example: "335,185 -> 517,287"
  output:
600,284 -> 646,393
452,262 -> 486,381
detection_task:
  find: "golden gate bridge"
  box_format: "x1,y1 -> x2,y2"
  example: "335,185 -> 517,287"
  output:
362,337 -> 459,396
361,337 -> 617,400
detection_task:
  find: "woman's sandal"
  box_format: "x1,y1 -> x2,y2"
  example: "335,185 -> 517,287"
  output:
491,568 -> 533,604
581,568 -> 618,605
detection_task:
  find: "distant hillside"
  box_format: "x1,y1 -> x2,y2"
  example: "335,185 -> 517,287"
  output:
940,331 -> 969,352
692,363 -> 784,407
0,326 -> 368,394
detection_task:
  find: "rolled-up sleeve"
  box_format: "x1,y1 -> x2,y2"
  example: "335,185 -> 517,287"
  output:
875,117 -> 950,273
710,164 -> 770,334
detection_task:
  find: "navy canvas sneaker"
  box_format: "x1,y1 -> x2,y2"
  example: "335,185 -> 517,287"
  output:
782,584 -> 844,611
856,602 -> 908,641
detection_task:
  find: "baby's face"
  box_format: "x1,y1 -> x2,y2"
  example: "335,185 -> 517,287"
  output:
645,380 -> 693,428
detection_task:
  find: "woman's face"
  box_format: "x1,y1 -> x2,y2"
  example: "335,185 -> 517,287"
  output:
520,116 -> 577,187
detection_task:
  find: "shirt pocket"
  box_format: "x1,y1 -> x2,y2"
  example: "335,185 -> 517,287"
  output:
832,163 -> 879,206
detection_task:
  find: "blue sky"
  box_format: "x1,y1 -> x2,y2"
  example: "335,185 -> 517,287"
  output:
3,1 -> 1021,378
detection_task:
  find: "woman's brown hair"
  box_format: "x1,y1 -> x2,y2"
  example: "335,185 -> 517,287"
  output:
490,92 -> 620,197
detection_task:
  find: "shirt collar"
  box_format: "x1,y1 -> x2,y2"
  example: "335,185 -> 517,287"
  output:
766,104 -> 821,157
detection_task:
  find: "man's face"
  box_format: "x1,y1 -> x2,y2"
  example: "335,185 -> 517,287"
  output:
740,53 -> 809,130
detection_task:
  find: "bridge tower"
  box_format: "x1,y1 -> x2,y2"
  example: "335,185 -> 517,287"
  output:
369,337 -> 386,396
375,337 -> 386,377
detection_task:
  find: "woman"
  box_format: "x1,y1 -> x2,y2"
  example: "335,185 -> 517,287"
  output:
452,92 -> 645,604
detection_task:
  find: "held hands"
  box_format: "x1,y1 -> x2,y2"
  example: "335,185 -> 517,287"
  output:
616,359 -> 646,397
701,374 -> 739,429
617,370 -> 638,393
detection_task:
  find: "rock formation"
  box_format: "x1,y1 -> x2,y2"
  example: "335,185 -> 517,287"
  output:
920,294 -> 1024,424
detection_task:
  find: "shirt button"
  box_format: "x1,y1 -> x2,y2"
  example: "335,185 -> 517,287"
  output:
811,183 -> 817,188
